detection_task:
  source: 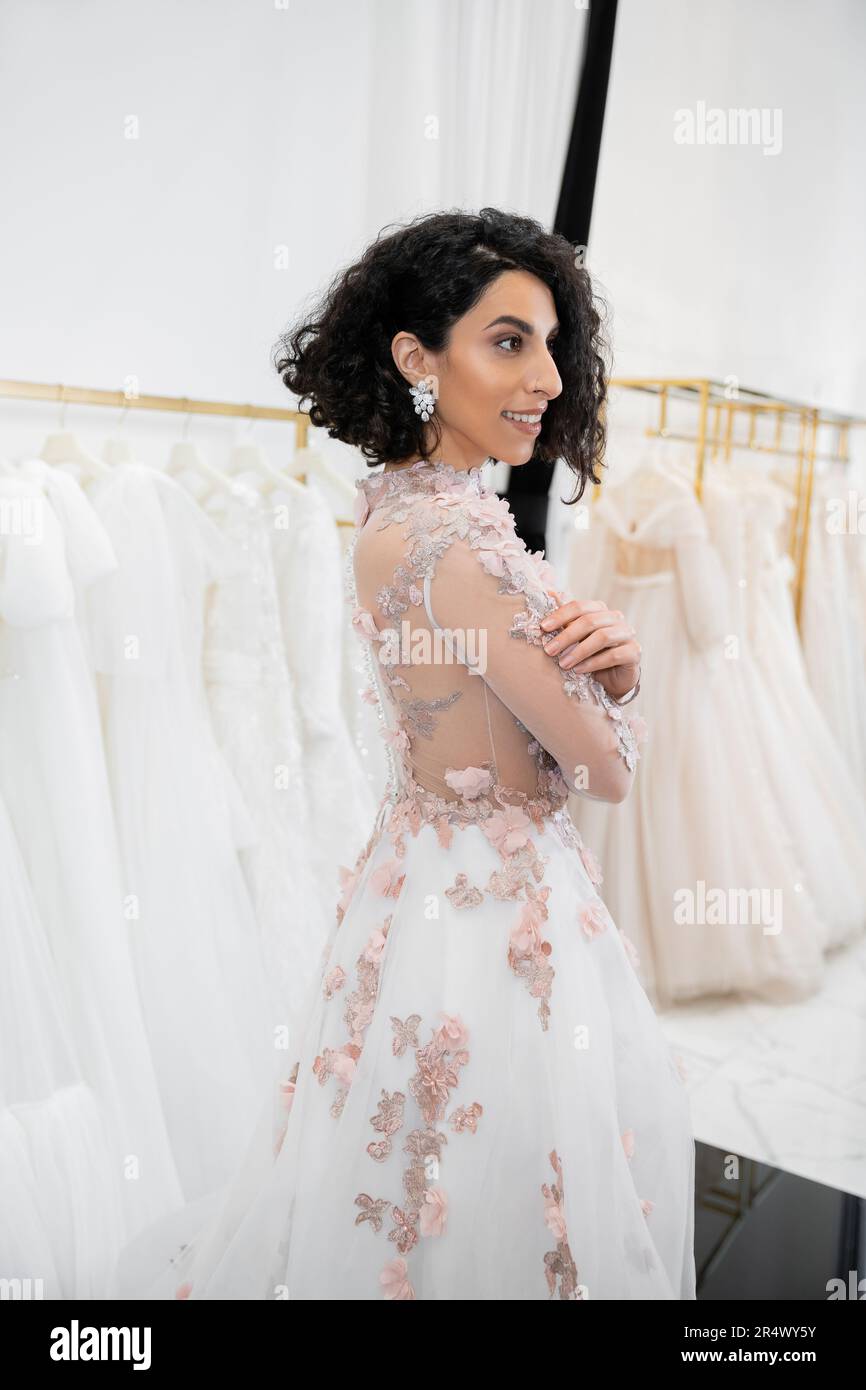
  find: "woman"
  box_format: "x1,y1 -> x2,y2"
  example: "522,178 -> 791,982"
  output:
118,207 -> 696,1301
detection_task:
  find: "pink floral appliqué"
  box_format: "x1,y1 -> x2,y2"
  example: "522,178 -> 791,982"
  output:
579,844 -> 604,887
482,805 -> 532,855
443,765 -> 493,800
380,1257 -> 416,1300
382,726 -> 411,756
444,873 -> 484,910
508,882 -> 555,1031
351,605 -> 379,641
419,1187 -> 448,1237
313,917 -> 393,1115
323,964 -> 347,999
579,901 -> 609,940
541,1151 -> 581,1300
354,1011 -> 483,1295
369,858 -> 406,899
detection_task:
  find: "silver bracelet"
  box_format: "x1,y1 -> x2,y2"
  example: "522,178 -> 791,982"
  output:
613,669 -> 641,706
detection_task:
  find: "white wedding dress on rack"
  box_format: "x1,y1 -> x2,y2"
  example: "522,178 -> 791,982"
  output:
114,457 -> 694,1301
800,461 -> 866,789
84,462 -> 276,1203
197,471 -> 331,1047
0,462 -> 184,1241
0,781 -> 122,1297
268,478 -> 379,909
566,442 -> 827,1009
703,461 -> 866,950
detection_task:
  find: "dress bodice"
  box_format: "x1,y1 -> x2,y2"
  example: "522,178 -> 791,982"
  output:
350,458 -> 641,834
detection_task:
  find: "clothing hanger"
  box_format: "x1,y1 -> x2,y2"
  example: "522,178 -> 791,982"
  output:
165,438 -> 239,496
163,407 -> 236,496
40,429 -> 112,478
290,445 -> 356,507
225,441 -> 304,497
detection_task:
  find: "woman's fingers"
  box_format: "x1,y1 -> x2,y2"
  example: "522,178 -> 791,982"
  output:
539,598 -> 606,635
563,639 -> 641,674
542,608 -> 628,656
557,626 -> 638,671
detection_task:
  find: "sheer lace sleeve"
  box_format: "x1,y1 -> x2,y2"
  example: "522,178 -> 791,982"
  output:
424,532 -> 639,803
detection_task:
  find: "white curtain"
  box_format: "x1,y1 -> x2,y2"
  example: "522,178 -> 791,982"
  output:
366,0 -> 585,229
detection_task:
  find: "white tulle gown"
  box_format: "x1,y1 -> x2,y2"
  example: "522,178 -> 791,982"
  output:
84,463 -> 276,1203
196,472 -> 330,1045
0,782 -> 123,1297
703,462 -> 866,950
0,464 -> 184,1243
800,461 -> 866,789
566,446 -> 828,1008
268,478 -> 379,908
114,457 -> 695,1301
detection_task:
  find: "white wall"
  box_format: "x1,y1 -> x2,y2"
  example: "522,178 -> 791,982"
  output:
0,0 -> 862,480
589,0 -> 866,415
0,0 -> 584,480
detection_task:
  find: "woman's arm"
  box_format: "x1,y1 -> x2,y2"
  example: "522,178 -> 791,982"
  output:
425,537 -> 641,803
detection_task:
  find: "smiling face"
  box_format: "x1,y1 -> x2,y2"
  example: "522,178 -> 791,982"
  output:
390,269 -> 563,471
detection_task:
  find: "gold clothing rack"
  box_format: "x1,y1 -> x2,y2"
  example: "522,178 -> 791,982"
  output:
0,378 -> 311,440
605,377 -> 866,626
0,376 -> 356,527
2,375 -> 863,612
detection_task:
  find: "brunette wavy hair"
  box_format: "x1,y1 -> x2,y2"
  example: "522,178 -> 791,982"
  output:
273,207 -> 610,502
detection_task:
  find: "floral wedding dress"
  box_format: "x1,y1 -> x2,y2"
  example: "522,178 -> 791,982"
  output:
116,457 -> 696,1301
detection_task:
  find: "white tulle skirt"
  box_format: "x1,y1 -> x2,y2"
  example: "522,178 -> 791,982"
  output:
114,803 -> 696,1301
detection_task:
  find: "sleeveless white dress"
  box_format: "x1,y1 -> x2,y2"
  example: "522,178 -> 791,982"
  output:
114,458 -> 695,1301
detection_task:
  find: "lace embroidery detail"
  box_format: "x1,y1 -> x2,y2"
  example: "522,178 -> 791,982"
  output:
352,1012 -> 483,1287
384,793 -> 557,1029
322,964 -> 347,999
448,1101 -> 483,1133
354,1194 -> 391,1233
384,764 -> 569,837
335,825 -> 379,927
561,669 -> 640,774
366,1089 -> 407,1162
377,556 -> 450,620
312,912 -> 397,1115
354,459 -> 640,804
398,690 -> 462,738
444,873 -> 484,909
542,1150 -> 583,1300
485,841 -> 547,899
356,458 -> 487,518
390,1013 -> 421,1056
505,886 -> 555,1021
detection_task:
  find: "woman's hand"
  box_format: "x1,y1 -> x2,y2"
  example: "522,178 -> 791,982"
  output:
539,598 -> 641,701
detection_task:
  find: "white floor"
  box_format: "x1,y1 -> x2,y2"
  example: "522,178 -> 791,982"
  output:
659,935 -> 866,1199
